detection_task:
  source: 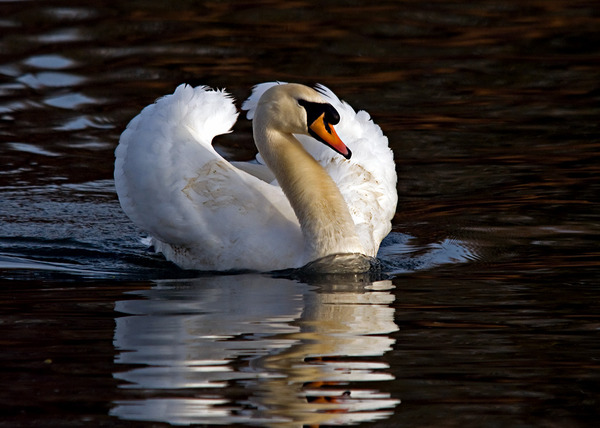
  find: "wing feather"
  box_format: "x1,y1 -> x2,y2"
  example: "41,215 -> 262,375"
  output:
115,84 -> 302,270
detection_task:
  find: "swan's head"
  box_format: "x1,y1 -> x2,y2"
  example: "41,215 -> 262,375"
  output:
256,83 -> 351,159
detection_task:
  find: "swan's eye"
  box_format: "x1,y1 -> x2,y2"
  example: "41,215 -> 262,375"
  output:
324,105 -> 340,125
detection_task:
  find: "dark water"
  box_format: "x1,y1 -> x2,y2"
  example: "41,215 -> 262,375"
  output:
1,0 -> 599,426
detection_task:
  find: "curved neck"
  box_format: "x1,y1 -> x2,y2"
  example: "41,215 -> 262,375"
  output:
254,126 -> 364,261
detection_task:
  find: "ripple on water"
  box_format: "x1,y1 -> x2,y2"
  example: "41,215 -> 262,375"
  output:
17,71 -> 86,89
33,28 -> 87,44
22,54 -> 78,70
378,232 -> 480,274
7,142 -> 61,157
44,92 -> 97,109
0,254 -> 117,277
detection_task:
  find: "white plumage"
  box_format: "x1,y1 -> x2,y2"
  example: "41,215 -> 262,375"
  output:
114,82 -> 397,271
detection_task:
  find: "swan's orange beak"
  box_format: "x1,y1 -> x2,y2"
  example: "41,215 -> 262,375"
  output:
309,113 -> 352,159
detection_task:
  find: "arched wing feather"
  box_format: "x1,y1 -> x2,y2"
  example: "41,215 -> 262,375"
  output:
114,84 -> 301,270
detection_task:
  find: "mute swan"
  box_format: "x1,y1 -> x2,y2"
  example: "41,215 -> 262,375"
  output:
114,82 -> 397,272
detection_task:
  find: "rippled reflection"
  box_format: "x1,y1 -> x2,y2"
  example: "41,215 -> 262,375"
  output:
111,274 -> 399,426
22,54 -> 77,70
17,71 -> 86,89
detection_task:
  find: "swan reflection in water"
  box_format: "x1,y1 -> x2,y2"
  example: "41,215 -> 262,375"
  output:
111,274 -> 399,426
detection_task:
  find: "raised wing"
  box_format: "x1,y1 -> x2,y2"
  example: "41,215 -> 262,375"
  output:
114,84 -> 302,270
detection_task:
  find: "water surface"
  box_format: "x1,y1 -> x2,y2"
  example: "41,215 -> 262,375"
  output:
1,0 -> 599,426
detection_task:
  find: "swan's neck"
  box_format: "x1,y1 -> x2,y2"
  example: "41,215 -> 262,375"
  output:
255,127 -> 364,261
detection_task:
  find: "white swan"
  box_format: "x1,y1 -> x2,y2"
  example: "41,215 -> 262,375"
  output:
114,82 -> 397,271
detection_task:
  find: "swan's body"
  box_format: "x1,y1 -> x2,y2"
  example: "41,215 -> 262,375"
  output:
114,82 -> 396,271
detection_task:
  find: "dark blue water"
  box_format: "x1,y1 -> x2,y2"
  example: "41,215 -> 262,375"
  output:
1,1 -> 599,426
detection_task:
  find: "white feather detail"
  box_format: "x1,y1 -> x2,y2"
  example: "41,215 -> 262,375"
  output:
115,83 -> 397,271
